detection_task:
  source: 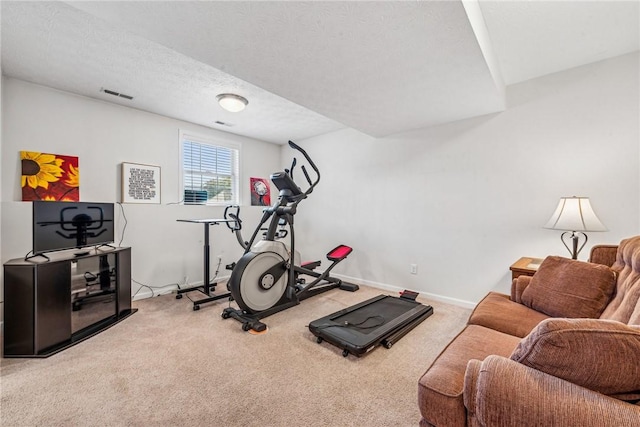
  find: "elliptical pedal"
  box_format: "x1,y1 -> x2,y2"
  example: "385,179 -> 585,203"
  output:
327,245 -> 353,262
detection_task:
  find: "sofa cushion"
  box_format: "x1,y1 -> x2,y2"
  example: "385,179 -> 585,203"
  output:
465,355 -> 640,427
600,236 -> 640,324
468,292 -> 549,338
589,244 -> 619,267
418,325 -> 521,427
511,275 -> 532,303
510,318 -> 640,398
520,256 -> 616,318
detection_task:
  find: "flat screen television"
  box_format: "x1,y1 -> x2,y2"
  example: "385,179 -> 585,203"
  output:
32,201 -> 115,257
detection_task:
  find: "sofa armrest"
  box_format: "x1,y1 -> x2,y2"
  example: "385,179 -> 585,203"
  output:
589,244 -> 618,267
510,276 -> 532,303
464,355 -> 640,427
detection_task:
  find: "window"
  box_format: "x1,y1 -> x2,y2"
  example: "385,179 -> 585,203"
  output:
180,131 -> 240,205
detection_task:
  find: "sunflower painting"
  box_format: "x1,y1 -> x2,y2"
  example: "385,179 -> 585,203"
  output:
21,151 -> 80,201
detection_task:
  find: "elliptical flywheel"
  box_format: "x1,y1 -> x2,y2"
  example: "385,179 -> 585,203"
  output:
228,251 -> 288,313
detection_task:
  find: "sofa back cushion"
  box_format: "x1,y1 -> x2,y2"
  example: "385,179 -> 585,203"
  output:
520,256 -> 616,318
600,236 -> 640,325
511,318 -> 640,399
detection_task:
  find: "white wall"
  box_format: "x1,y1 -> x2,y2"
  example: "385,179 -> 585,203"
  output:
292,52 -> 640,306
3,52 -> 638,311
1,77 -> 282,300
0,30 -> 3,321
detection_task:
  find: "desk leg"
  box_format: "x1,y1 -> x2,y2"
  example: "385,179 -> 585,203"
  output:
176,222 -> 231,311
203,223 -> 211,295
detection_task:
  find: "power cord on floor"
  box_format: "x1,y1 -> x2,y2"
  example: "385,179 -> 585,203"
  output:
132,279 -> 180,298
311,315 -> 386,330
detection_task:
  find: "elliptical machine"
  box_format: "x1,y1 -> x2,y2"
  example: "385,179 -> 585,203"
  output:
222,141 -> 358,332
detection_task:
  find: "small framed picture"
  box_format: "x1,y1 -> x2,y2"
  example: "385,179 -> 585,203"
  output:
250,177 -> 271,206
121,162 -> 161,204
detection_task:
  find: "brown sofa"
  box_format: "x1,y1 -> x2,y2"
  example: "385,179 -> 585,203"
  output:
418,236 -> 640,426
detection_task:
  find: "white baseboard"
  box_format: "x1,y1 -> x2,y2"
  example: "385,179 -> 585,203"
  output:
130,272 -> 476,309
333,273 -> 477,309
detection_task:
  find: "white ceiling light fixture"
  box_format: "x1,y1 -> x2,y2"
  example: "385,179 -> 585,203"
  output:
217,93 -> 248,112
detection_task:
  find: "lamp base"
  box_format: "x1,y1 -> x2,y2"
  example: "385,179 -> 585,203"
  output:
560,231 -> 588,259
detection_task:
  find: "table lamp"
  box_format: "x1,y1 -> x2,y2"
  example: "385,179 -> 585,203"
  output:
544,196 -> 607,259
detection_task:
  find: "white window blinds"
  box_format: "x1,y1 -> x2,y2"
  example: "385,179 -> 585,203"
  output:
181,134 -> 239,205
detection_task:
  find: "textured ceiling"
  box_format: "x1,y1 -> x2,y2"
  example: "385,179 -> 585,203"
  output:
65,0 -> 506,138
0,1 -> 344,144
1,1 -> 638,145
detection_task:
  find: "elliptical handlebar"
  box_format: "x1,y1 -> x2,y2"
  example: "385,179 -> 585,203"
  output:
287,157 -> 297,179
288,140 -> 320,197
224,205 -> 242,231
225,141 -> 319,253
224,205 -> 248,250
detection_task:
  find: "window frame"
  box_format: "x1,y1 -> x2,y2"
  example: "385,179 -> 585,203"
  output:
179,129 -> 241,206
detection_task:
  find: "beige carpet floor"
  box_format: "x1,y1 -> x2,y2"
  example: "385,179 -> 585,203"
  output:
1,284 -> 470,426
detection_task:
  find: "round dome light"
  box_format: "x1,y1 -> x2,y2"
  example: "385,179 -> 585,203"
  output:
216,93 -> 248,112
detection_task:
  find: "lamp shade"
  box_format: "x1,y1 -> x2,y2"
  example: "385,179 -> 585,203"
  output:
544,196 -> 607,232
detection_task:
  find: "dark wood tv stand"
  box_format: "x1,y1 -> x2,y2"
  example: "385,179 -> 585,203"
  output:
3,247 -> 136,358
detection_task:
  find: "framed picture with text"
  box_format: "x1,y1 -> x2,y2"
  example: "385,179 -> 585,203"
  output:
121,162 -> 161,204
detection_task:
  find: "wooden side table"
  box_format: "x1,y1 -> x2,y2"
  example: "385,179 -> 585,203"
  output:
509,257 -> 544,280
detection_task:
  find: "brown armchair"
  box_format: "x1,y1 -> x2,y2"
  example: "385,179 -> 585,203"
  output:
418,236 -> 640,427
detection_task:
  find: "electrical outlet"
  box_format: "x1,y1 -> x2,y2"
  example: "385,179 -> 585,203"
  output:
410,264 -> 418,275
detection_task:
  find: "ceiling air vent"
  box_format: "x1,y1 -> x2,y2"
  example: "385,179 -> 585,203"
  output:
101,88 -> 134,100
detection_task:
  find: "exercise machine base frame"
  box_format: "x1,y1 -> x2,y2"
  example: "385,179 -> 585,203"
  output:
222,280 -> 358,332
223,244 -> 358,332
308,292 -> 433,357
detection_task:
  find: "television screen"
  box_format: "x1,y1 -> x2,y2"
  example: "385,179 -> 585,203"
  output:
33,201 -> 115,255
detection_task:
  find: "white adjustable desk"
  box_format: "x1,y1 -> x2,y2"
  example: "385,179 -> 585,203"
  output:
176,218 -> 235,310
